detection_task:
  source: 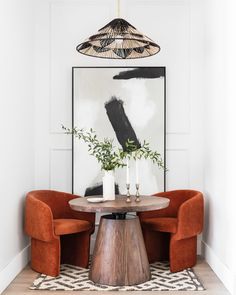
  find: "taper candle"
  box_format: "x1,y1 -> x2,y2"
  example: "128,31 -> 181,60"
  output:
135,159 -> 139,184
126,158 -> 130,184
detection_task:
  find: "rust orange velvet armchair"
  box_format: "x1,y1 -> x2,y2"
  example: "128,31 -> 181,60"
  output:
138,190 -> 204,272
25,190 -> 95,277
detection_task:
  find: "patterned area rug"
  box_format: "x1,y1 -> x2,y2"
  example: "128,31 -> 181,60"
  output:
30,262 -> 205,291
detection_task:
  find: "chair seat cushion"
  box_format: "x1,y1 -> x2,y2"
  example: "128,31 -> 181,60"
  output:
141,217 -> 178,233
53,219 -> 92,235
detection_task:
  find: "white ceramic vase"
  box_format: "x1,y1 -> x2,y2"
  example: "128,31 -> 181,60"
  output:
102,170 -> 115,201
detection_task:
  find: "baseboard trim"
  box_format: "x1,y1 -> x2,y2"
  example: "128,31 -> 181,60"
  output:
0,244 -> 30,294
202,241 -> 236,295
197,236 -> 202,255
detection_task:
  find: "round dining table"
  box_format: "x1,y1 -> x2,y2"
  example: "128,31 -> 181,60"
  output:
69,195 -> 170,286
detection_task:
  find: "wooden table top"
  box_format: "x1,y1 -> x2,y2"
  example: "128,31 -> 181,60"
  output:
69,195 -> 170,213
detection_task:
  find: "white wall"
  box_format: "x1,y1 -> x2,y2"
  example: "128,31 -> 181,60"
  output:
202,0 -> 236,294
0,0 -> 35,293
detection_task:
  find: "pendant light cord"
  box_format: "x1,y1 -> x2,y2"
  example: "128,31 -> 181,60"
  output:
117,0 -> 120,18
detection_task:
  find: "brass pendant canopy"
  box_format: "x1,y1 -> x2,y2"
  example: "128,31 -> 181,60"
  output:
76,18 -> 160,59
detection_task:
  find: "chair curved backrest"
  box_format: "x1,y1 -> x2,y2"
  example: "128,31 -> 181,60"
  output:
153,190 -> 201,218
138,189 -> 203,220
27,190 -> 80,219
25,190 -> 95,242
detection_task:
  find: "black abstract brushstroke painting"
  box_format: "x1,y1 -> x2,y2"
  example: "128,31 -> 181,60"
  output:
84,183 -> 120,196
105,97 -> 141,151
113,67 -> 164,80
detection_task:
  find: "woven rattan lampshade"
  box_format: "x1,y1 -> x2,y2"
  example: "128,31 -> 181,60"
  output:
76,18 -> 160,59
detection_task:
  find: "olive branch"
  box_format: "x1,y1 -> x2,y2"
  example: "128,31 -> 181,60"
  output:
62,125 -> 165,171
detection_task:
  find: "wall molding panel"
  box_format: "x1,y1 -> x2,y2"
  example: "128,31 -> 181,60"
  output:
50,149 -> 72,191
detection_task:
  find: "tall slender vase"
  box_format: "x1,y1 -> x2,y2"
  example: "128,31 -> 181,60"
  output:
102,170 -> 115,201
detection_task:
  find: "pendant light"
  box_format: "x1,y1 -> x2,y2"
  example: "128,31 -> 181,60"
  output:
76,0 -> 160,59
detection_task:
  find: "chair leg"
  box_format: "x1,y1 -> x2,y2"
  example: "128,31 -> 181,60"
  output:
169,235 -> 197,272
142,228 -> 170,263
31,238 -> 60,277
61,231 -> 91,268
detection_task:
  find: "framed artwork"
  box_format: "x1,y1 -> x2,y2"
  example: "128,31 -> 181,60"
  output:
72,67 -> 166,196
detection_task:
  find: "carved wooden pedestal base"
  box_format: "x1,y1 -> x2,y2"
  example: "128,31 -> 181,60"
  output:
89,214 -> 151,286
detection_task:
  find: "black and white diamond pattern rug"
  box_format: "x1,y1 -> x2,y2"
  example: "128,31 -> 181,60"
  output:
30,262 -> 205,291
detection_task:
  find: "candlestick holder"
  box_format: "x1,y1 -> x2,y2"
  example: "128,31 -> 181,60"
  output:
126,183 -> 131,203
135,183 -> 140,202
